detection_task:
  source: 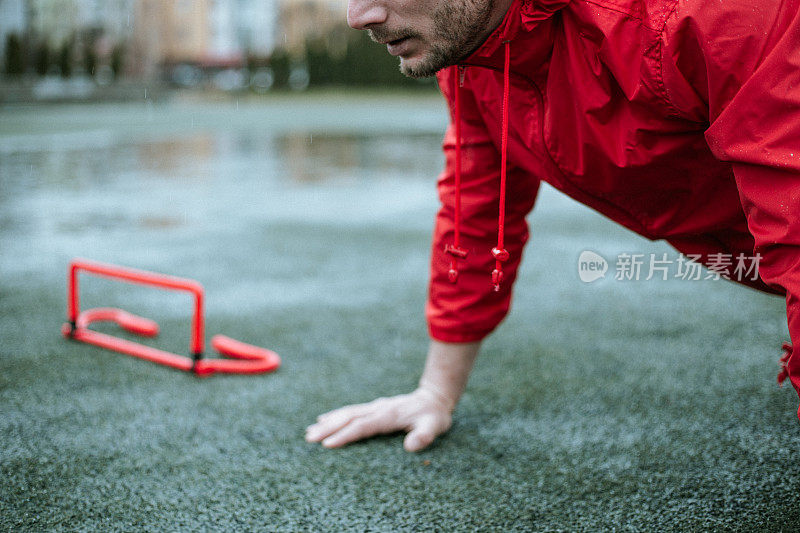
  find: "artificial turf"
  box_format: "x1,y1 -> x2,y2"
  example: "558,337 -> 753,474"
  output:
1,96 -> 799,531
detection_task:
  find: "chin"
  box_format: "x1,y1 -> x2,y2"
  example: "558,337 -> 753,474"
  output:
399,55 -> 439,79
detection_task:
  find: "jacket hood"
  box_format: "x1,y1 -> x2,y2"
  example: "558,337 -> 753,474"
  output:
468,0 -> 570,59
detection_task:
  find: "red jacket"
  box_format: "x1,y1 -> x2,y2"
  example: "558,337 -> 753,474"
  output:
427,0 -> 800,415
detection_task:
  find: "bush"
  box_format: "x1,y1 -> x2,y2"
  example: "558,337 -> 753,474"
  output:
268,48 -> 291,88
58,40 -> 73,78
83,41 -> 97,77
4,33 -> 24,76
34,40 -> 51,76
110,44 -> 124,79
306,37 -> 336,86
265,27 -> 436,89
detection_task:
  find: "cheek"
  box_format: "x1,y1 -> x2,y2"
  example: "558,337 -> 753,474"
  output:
402,0 -> 441,31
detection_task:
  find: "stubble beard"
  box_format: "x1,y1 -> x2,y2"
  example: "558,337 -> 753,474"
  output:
368,0 -> 496,79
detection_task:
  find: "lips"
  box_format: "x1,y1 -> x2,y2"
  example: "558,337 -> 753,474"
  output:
386,37 -> 411,57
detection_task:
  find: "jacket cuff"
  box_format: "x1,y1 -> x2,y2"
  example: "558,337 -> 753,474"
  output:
427,324 -> 492,344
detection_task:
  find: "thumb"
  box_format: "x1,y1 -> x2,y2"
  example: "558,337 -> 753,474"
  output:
403,414 -> 445,452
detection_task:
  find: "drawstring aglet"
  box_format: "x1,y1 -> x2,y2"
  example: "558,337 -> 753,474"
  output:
491,248 -> 509,291
445,244 -> 469,259
445,245 -> 469,284
491,247 -> 509,262
491,269 -> 504,292
778,341 -> 792,385
448,267 -> 459,283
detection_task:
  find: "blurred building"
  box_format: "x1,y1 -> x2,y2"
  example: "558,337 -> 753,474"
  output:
239,0 -> 277,56
2,0 -> 350,80
27,0 -> 136,45
132,0 -> 279,77
0,0 -> 135,76
278,0 -> 346,56
133,0 -> 208,76
208,0 -> 278,59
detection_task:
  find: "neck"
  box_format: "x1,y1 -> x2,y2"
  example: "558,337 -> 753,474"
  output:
460,0 -> 516,61
482,0 -> 516,42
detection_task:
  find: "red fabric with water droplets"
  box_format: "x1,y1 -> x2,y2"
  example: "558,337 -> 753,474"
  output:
426,0 -> 800,418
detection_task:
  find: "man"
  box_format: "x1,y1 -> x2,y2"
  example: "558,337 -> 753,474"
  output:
306,0 -> 800,452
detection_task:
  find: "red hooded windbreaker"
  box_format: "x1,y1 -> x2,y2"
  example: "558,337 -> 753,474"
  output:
426,0 -> 800,416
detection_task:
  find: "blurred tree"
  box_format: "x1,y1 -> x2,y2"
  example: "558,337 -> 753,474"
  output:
269,48 -> 291,88
34,40 -> 51,76
306,37 -> 336,86
58,40 -> 73,78
321,28 -> 433,88
259,27 -> 438,90
110,44 -> 124,80
4,34 -> 24,76
83,40 -> 97,77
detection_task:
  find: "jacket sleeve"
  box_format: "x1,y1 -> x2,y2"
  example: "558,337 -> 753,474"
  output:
427,68 -> 541,343
700,4 -> 800,416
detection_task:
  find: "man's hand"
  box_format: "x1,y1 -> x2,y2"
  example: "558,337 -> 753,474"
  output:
305,387 -> 454,452
305,339 -> 481,452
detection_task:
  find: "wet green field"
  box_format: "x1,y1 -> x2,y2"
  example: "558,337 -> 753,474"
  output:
1,95 -> 799,530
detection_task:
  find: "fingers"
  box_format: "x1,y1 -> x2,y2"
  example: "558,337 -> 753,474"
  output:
305,403 -> 375,443
306,393 -> 452,451
315,401 -> 374,423
318,413 -> 399,449
403,413 -> 449,452
305,417 -> 349,444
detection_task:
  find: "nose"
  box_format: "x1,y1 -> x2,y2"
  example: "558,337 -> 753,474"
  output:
347,0 -> 388,30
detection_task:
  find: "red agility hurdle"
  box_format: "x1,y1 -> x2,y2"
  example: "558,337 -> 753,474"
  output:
62,258 -> 280,375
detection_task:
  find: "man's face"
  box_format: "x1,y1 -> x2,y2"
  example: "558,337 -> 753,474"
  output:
347,0 -> 501,78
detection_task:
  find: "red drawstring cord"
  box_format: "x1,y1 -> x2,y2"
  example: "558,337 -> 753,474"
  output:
491,40 -> 512,292
446,42 -> 511,290
445,65 -> 468,282
778,341 -> 792,385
